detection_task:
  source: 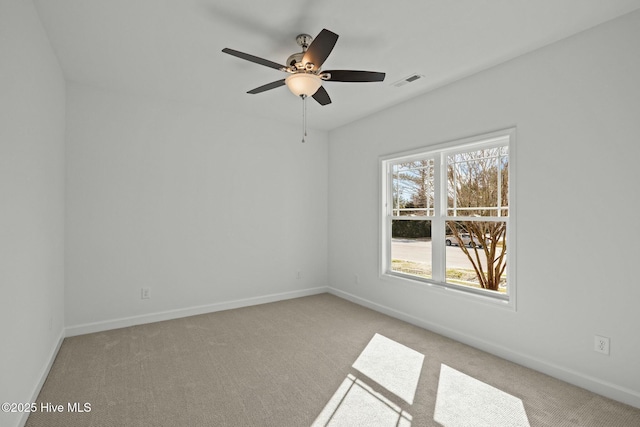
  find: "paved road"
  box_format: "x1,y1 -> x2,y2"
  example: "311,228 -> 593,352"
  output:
391,238 -> 500,269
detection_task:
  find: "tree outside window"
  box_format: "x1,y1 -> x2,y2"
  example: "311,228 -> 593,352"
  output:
446,146 -> 508,292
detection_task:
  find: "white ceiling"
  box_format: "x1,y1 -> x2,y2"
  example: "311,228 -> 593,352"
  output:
35,0 -> 640,131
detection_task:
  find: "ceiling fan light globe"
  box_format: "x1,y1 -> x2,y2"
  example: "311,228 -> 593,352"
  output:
285,73 -> 322,97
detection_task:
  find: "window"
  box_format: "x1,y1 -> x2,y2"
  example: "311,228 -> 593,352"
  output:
381,129 -> 515,304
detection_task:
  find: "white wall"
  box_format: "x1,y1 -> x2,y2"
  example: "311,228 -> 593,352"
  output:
0,1 -> 66,426
328,10 -> 640,406
64,83 -> 328,332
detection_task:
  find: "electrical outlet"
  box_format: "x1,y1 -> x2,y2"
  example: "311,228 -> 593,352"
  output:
355,275 -> 360,284
594,335 -> 610,355
296,271 -> 302,280
141,287 -> 151,299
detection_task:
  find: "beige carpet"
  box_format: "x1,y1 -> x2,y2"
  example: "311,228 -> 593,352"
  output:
26,293 -> 640,426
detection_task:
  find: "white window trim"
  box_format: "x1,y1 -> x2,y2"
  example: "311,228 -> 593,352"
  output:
379,128 -> 517,310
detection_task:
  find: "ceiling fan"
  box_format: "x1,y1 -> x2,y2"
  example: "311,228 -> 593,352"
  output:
222,28 -> 385,106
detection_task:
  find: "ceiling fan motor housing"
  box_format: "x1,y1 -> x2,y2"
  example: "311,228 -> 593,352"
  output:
287,33 -> 317,71
286,52 -> 305,69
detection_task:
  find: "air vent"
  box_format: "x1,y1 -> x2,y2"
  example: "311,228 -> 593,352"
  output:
392,74 -> 424,87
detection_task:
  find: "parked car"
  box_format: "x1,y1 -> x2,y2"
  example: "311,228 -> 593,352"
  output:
445,233 -> 483,248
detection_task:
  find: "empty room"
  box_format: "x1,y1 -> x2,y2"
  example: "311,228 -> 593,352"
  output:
2,1 -> 640,426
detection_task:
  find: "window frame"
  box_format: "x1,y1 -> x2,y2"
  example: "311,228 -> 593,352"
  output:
379,128 -> 517,309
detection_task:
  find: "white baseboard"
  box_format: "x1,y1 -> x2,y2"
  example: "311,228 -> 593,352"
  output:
65,286 -> 329,337
18,330 -> 65,427
327,286 -> 640,409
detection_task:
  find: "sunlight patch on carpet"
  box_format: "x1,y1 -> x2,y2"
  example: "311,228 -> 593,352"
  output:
352,333 -> 425,405
434,364 -> 530,427
312,333 -> 424,426
312,373 -> 412,427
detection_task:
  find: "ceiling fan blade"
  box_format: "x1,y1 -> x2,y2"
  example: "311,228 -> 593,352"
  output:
247,79 -> 286,94
324,70 -> 386,82
222,48 -> 286,71
312,86 -> 332,106
302,29 -> 338,69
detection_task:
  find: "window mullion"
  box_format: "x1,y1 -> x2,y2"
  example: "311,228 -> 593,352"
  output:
385,164 -> 393,274
431,153 -> 445,282
497,152 -> 502,217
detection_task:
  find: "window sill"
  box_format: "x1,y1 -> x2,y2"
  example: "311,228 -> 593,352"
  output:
380,271 -> 515,311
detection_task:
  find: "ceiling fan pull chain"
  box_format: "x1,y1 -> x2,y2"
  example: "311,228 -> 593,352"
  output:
301,94 -> 307,143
